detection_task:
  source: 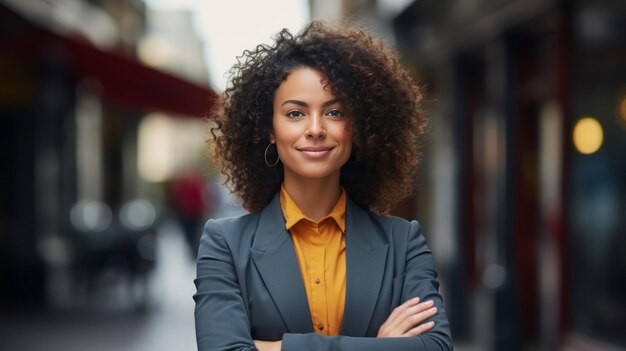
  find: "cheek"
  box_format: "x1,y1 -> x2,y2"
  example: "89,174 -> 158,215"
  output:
274,129 -> 295,144
345,125 -> 354,143
341,126 -> 354,161
272,116 -> 287,141
331,123 -> 353,160
337,123 -> 354,145
272,118 -> 299,150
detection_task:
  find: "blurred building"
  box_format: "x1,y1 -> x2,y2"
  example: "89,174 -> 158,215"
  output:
0,0 -> 216,311
313,0 -> 626,350
393,1 -> 626,350
139,8 -> 209,86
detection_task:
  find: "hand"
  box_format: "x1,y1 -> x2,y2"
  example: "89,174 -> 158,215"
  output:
376,297 -> 437,338
254,340 -> 282,351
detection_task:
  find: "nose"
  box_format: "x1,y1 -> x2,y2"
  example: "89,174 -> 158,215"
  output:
306,113 -> 326,139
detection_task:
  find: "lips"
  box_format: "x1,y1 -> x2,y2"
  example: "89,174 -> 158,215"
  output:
297,146 -> 334,158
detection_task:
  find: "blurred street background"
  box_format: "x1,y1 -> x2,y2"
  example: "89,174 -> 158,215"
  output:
0,0 -> 624,350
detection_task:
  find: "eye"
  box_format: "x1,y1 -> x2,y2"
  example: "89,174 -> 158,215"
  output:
327,109 -> 344,118
286,110 -> 304,118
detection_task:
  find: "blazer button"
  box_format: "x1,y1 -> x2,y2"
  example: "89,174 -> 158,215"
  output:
318,324 -> 324,331
314,278 -> 320,284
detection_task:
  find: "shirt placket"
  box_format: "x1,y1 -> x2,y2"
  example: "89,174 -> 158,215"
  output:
309,223 -> 329,335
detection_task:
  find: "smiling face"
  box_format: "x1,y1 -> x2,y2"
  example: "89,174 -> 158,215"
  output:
271,67 -> 353,184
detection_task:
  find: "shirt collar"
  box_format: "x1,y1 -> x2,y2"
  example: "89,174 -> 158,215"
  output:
279,184 -> 346,233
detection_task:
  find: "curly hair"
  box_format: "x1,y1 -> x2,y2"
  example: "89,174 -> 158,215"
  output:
209,20 -> 426,214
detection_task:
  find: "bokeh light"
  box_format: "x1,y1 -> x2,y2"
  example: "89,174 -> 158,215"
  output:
120,199 -> 156,231
70,200 -> 113,232
573,117 -> 604,155
138,112 -> 174,182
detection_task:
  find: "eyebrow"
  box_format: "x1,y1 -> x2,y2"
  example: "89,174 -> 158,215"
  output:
281,98 -> 340,108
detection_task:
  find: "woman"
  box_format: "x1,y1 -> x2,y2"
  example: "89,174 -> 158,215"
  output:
195,21 -> 452,351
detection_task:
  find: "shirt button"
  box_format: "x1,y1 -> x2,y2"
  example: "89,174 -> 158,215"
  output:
318,324 -> 324,331
314,278 -> 320,284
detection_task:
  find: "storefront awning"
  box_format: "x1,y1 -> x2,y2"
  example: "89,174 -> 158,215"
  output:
62,36 -> 217,117
1,4 -> 217,117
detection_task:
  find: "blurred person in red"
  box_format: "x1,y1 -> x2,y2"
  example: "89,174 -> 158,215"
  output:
169,171 -> 209,257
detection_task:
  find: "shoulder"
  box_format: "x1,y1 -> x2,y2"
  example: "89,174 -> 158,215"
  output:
197,212 -> 264,264
363,211 -> 433,266
346,196 -> 422,243
202,211 -> 261,243
364,210 -> 422,239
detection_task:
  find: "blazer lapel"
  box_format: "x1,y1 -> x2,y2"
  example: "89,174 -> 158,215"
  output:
341,198 -> 389,336
251,194 -> 313,333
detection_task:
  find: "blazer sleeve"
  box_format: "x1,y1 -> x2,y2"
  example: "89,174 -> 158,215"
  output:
194,219 -> 257,351
280,220 -> 453,351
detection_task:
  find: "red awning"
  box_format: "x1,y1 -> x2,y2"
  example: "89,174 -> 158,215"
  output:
63,37 -> 218,117
1,4 -> 218,117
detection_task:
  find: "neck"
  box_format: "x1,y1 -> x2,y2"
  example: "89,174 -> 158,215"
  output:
283,173 -> 341,222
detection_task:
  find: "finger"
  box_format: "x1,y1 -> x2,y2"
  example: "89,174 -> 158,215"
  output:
387,300 -> 434,332
404,321 -> 435,337
403,300 -> 435,318
397,306 -> 437,333
384,297 -> 420,326
378,298 -> 422,337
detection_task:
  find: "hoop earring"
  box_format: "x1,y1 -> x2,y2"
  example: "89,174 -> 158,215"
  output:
264,143 -> 280,167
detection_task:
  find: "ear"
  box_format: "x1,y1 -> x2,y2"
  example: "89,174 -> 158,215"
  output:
269,131 -> 275,144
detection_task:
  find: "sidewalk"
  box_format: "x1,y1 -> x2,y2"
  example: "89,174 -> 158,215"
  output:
0,220 -> 198,351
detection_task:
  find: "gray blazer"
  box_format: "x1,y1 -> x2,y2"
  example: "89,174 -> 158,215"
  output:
194,193 -> 452,351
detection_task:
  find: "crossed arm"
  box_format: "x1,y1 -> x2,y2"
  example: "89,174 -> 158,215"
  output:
194,220 -> 452,351
255,297 -> 439,351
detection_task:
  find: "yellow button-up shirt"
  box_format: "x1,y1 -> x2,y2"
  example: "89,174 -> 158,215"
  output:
279,185 -> 346,336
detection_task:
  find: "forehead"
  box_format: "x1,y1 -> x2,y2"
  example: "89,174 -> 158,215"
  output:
274,67 -> 335,103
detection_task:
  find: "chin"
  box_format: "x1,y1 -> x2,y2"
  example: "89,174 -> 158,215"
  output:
287,166 -> 342,181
